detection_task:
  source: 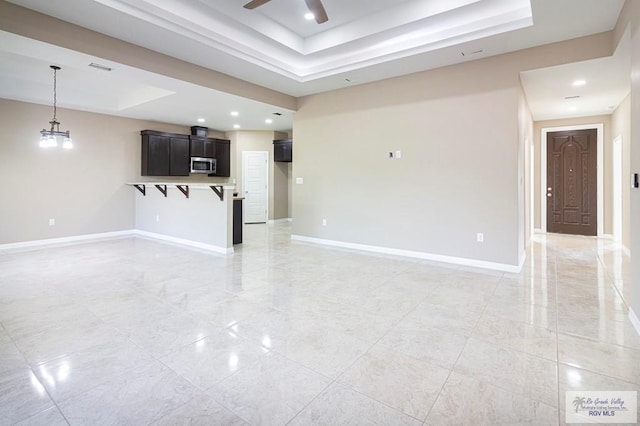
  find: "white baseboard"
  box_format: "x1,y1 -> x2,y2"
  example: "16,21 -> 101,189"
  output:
0,229 -> 233,255
519,251 -> 527,269
622,245 -> 631,257
268,218 -> 292,224
132,230 -> 233,254
291,235 -> 523,273
0,230 -> 135,251
534,228 -> 544,234
629,309 -> 640,338
602,233 -> 614,240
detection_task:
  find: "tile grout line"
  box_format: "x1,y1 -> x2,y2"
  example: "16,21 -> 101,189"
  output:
553,248 -> 562,426
284,280 -> 438,425
420,272 -> 503,424
1,321 -> 72,426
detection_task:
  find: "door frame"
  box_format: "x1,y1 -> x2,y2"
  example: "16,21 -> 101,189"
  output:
612,134 -> 623,242
242,150 -> 269,224
540,123 -> 603,236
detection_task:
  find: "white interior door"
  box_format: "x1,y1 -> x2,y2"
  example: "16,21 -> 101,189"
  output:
613,135 -> 622,242
242,151 -> 268,223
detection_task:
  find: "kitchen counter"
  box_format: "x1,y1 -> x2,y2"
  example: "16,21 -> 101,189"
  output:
127,182 -> 236,254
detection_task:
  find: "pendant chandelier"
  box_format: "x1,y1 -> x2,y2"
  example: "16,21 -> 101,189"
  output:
39,65 -> 72,149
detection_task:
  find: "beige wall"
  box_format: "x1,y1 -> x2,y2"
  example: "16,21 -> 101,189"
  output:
273,131 -> 290,220
0,97 -> 226,244
226,130 -> 290,221
533,115 -> 613,234
292,32 -> 615,267
295,85 -> 522,266
612,94 -> 631,249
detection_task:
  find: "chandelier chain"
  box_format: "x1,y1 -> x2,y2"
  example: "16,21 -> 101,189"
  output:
52,66 -> 57,122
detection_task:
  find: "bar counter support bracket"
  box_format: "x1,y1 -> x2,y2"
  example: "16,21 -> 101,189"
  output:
210,185 -> 224,201
134,184 -> 146,196
176,185 -> 189,199
155,185 -> 168,197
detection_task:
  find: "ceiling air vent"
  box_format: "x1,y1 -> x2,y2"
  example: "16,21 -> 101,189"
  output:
461,49 -> 484,57
564,95 -> 580,100
88,63 -> 112,72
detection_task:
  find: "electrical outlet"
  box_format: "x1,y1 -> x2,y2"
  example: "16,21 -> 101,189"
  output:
396,150 -> 402,159
48,218 -> 55,226
477,233 -> 484,243
322,219 -> 327,226
156,215 -> 160,222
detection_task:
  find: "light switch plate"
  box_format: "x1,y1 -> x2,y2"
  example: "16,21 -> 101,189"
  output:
396,150 -> 402,159
296,177 -> 304,184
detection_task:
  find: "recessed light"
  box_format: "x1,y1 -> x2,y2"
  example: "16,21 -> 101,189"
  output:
197,118 -> 205,123
231,111 -> 239,117
265,119 -> 273,124
304,12 -> 314,20
233,124 -> 240,129
572,79 -> 586,87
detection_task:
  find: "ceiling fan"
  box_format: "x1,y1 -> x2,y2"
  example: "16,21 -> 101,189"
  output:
243,0 -> 328,24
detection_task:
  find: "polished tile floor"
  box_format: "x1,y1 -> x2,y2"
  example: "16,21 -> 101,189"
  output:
0,223 -> 638,425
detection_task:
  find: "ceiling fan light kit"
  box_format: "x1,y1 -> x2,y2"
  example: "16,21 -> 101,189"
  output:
244,0 -> 328,24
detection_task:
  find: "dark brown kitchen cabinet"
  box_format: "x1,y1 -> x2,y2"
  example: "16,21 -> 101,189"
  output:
170,137 -> 190,176
141,130 -> 190,176
273,139 -> 292,162
210,139 -> 230,177
189,136 -> 215,158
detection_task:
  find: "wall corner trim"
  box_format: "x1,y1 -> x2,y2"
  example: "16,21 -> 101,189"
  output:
291,234 -> 522,273
629,309 -> 640,338
519,251 -> 527,269
0,230 -> 135,251
267,218 -> 293,224
0,229 -> 233,255
132,230 -> 233,254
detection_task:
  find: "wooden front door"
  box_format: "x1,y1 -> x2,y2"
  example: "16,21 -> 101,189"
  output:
546,129 -> 597,236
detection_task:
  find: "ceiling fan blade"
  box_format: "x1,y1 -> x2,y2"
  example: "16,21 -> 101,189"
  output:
243,0 -> 271,9
304,0 -> 328,23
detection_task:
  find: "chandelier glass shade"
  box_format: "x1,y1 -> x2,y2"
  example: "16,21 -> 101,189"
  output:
39,65 -> 72,149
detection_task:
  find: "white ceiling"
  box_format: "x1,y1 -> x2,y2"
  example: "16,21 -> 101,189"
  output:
0,31 -> 294,132
521,27 -> 631,121
0,0 -> 629,131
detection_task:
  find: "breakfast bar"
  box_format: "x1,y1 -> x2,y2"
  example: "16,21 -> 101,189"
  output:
127,182 -> 237,254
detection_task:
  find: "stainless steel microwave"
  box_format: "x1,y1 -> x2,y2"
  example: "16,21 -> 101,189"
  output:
190,157 -> 216,174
